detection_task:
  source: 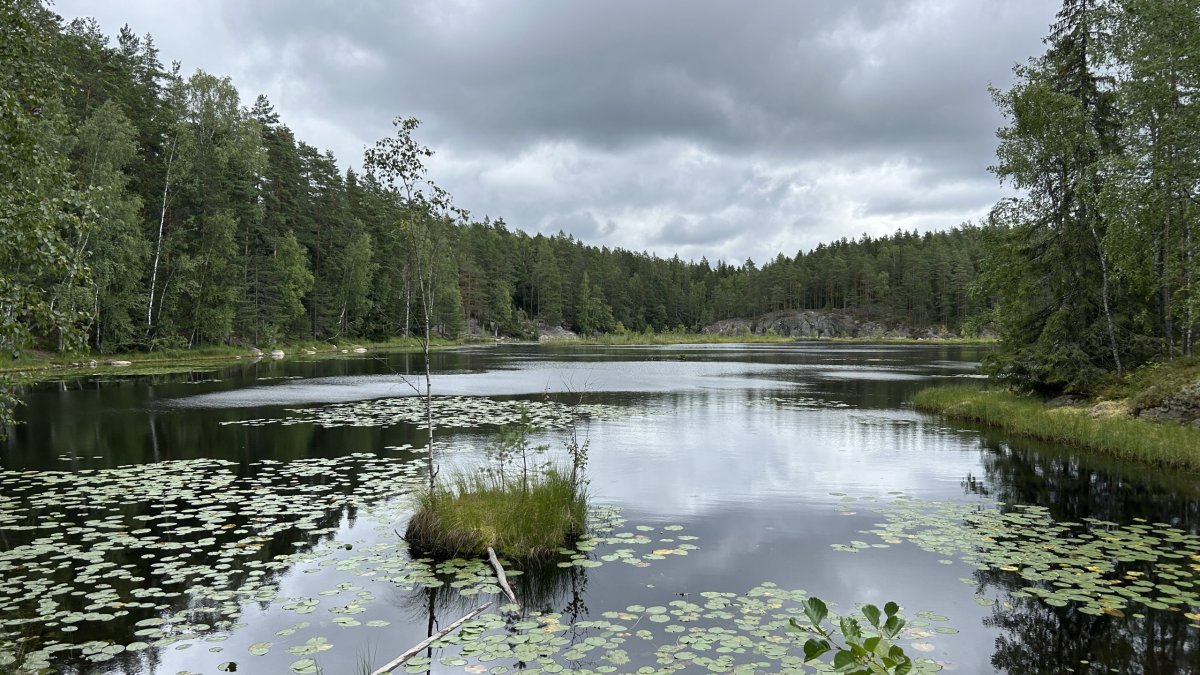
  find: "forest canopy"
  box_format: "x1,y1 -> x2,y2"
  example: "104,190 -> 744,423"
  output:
1,0 -> 989,359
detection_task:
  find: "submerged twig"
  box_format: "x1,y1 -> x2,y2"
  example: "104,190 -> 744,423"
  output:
487,546 -> 519,605
370,602 -> 492,675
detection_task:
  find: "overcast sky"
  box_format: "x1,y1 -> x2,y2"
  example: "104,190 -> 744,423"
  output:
55,1 -> 1057,265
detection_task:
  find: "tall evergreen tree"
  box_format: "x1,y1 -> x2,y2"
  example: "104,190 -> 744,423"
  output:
983,0 -> 1124,392
1104,0 -> 1200,357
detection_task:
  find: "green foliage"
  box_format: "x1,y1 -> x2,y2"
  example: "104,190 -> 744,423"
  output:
74,100 -> 149,352
262,230 -> 315,342
984,0 -> 1200,390
913,385 -> 1200,470
789,598 -> 914,675
0,0 -> 92,357
983,0 -> 1125,392
6,2 -> 997,368
572,272 -> 615,335
482,407 -> 549,494
406,469 -> 587,563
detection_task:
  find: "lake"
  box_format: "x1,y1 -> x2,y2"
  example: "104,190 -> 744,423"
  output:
3,343 -> 1199,674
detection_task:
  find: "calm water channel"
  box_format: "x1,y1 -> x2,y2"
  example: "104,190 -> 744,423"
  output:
3,343 -> 1199,674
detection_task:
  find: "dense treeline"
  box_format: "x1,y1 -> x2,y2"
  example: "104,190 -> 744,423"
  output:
983,0 -> 1200,392
2,1 -> 989,360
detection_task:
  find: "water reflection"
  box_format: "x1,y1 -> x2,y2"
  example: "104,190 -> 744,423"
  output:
6,343 -> 1200,673
962,431 -> 1200,673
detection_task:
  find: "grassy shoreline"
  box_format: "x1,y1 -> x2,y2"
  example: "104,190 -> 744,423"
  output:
3,332 -> 992,386
0,337 -> 481,384
913,385 -> 1200,471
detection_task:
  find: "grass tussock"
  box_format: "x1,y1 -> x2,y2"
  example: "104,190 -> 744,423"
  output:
913,385 -> 1200,471
406,468 -> 587,564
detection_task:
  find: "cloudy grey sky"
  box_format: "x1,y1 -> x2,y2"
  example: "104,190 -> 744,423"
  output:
56,1 -> 1056,265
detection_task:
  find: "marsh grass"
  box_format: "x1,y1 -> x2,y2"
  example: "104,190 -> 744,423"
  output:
406,468 -> 587,564
576,331 -> 795,345
914,385 -> 1200,471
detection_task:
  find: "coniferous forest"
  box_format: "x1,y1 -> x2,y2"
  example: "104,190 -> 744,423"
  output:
3,0 -> 1199,395
2,3 -> 989,355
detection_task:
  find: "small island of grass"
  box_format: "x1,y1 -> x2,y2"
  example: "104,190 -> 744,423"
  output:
406,409 -> 590,564
406,470 -> 587,563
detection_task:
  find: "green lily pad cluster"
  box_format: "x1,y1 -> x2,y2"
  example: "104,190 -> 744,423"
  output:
424,583 -> 949,674
0,448 -> 707,672
0,453 -> 428,669
750,396 -> 851,411
222,395 -> 634,430
839,497 -> 1200,624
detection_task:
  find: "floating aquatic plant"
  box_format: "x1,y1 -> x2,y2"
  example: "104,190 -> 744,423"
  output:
422,584 -> 948,674
222,396 -> 635,431
0,450 -> 702,671
835,496 -> 1200,625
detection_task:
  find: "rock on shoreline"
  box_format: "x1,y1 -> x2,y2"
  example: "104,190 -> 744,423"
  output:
700,310 -> 960,340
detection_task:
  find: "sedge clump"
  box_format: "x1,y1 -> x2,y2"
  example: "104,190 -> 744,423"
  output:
405,407 -> 589,564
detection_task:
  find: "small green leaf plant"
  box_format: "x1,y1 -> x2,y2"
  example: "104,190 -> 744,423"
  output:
482,406 -> 549,493
789,597 -> 913,675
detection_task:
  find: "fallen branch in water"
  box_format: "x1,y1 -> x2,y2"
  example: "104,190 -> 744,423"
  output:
487,546 -> 519,605
370,602 -> 492,675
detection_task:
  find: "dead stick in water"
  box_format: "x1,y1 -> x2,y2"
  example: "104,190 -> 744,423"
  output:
487,546 -> 519,605
370,602 -> 491,675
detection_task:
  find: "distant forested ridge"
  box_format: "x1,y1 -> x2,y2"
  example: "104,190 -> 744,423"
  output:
1,1 -> 991,357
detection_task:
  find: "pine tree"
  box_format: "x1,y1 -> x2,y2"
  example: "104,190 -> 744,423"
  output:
983,0 -> 1124,392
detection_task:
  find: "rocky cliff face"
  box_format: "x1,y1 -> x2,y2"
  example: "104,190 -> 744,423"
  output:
700,310 -> 957,340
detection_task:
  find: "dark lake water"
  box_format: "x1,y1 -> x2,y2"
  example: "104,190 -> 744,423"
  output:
3,343 -> 1199,674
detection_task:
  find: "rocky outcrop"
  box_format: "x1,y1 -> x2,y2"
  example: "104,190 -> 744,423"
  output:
1134,379 -> 1200,426
538,324 -> 580,342
700,310 -> 956,340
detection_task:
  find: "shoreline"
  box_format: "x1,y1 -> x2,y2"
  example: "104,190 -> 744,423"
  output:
1,333 -> 994,387
913,385 -> 1200,471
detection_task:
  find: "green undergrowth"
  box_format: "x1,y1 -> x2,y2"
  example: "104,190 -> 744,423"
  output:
406,469 -> 588,564
913,385 -> 1200,471
1102,356 -> 1200,412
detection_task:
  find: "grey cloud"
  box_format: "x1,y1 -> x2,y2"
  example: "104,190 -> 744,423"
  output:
57,0 -> 1058,264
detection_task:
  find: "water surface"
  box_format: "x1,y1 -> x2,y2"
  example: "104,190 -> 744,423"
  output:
4,343 -> 1198,673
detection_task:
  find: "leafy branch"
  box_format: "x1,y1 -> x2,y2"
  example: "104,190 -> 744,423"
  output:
789,597 -> 913,675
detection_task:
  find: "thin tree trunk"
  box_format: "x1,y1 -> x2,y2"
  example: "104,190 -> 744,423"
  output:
423,261 -> 435,491
147,136 -> 175,329
1187,222 -> 1195,356
93,284 -> 101,351
1090,223 -> 1122,375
